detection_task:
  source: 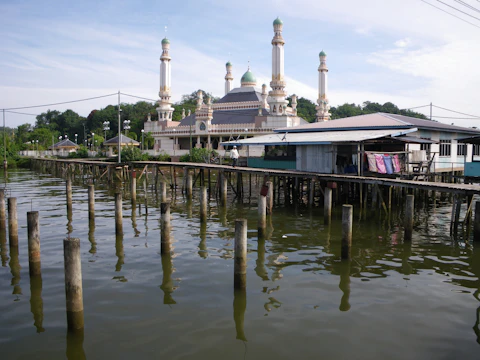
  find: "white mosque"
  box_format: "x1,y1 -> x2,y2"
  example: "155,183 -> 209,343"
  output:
144,17 -> 331,156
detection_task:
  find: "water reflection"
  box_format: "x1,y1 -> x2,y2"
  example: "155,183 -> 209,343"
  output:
337,260 -> 351,312
9,245 -> 22,296
66,328 -> 86,360
115,234 -> 124,272
29,275 -> 45,333
0,227 -> 8,266
198,222 -> 207,259
88,219 -> 96,254
131,200 -> 140,237
233,288 -> 247,341
66,206 -> 73,236
160,252 -> 176,305
255,238 -> 268,281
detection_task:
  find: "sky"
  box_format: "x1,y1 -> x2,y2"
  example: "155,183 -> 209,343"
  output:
1,0 -> 480,128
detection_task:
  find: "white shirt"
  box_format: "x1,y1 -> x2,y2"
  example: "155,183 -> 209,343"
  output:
230,149 -> 239,159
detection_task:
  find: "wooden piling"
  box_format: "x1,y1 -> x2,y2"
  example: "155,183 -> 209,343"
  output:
200,186 -> 207,223
115,192 -> 123,235
161,202 -> 172,254
131,169 -> 137,202
27,211 -> 41,277
258,195 -> 267,238
474,201 -> 480,242
186,171 -> 193,198
63,238 -> 84,330
0,189 -> 5,231
234,219 -> 247,289
266,181 -> 273,215
404,194 -> 414,242
341,205 -> 353,260
66,178 -> 73,214
8,197 -> 18,247
324,187 -> 332,225
160,181 -> 167,202
88,185 -> 95,223
221,174 -> 228,207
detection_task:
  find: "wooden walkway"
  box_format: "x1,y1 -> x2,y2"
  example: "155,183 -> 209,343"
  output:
31,158 -> 480,195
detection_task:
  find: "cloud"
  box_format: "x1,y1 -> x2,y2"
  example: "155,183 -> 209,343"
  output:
394,38 -> 411,48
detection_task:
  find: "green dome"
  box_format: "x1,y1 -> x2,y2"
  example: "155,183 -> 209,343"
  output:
162,37 -> 170,45
241,70 -> 256,84
273,17 -> 283,26
226,61 -> 232,67
319,50 -> 327,57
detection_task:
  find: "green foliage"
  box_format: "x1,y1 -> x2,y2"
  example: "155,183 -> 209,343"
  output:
68,146 -> 88,158
286,96 -> 316,122
152,151 -> 171,162
121,146 -> 149,162
179,147 -> 218,163
172,90 -> 220,122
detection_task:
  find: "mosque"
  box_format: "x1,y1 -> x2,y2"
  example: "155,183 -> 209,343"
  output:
144,17 -> 330,156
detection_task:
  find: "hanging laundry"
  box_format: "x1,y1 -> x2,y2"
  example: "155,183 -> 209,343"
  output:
392,154 -> 401,173
375,154 -> 386,174
383,155 -> 394,174
367,153 -> 377,172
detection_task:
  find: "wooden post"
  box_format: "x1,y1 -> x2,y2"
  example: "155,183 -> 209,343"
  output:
258,195 -> 267,238
160,181 -> 167,202
0,189 -> 5,231
8,197 -> 18,247
404,194 -> 414,241
88,185 -> 95,223
115,192 -> 123,235
266,181 -> 273,215
27,211 -> 41,277
63,238 -> 84,330
234,219 -> 247,289
341,205 -> 353,260
161,202 -> 172,254
131,169 -> 137,202
324,187 -> 332,225
200,186 -> 207,223
474,201 -> 480,242
186,171 -> 193,198
221,174 -> 228,207
66,178 -> 73,215
309,179 -> 315,207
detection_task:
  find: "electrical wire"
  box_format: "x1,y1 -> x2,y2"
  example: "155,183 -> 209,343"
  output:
401,104 -> 430,110
435,0 -> 480,21
1,93 -> 117,111
453,0 -> 480,14
419,0 -> 480,29
5,110 -> 39,116
432,115 -> 480,119
433,104 -> 480,118
120,92 -> 157,102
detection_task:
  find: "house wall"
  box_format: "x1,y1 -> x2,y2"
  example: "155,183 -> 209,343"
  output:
296,145 -> 334,173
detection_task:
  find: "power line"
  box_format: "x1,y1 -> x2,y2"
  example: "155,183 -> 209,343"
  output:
5,110 -> 39,116
401,104 -> 430,110
432,115 -> 480,119
120,92 -> 157,102
419,0 -> 480,29
1,93 -> 118,111
435,0 -> 480,21
453,0 -> 480,14
433,104 -> 480,118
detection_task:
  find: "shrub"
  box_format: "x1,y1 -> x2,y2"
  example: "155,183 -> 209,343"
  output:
179,148 -> 218,163
121,146 -> 149,162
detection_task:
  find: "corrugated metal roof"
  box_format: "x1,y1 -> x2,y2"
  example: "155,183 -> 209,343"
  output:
392,136 -> 437,144
458,135 -> 480,145
276,112 -> 480,135
221,128 -> 417,146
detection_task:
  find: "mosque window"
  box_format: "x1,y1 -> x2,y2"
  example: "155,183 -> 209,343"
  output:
200,122 -> 206,131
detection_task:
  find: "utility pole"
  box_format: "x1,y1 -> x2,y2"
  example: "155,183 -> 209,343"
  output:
430,102 -> 432,120
3,109 -> 6,171
118,91 -> 121,163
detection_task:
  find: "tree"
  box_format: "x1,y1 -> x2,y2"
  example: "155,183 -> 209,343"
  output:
287,96 -> 316,123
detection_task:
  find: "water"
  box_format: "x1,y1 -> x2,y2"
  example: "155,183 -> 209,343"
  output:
0,169 -> 479,359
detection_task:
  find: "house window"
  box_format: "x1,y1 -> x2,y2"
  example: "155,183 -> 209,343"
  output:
457,143 -> 467,156
474,144 -> 480,156
439,139 -> 451,157
420,138 -> 431,152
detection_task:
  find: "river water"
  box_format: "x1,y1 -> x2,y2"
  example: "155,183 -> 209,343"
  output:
0,168 -> 479,359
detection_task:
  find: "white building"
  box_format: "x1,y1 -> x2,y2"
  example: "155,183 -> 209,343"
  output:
144,18 -> 329,157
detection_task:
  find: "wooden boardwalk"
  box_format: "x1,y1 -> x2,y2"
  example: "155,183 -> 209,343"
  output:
31,158 -> 480,195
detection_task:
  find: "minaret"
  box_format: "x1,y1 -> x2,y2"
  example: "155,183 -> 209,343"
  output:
225,61 -> 233,95
316,50 -> 331,122
261,84 -> 268,108
268,17 -> 288,116
291,94 -> 297,116
156,37 -> 174,121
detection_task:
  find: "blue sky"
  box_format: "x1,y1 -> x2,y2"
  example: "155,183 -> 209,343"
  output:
1,0 -> 480,128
